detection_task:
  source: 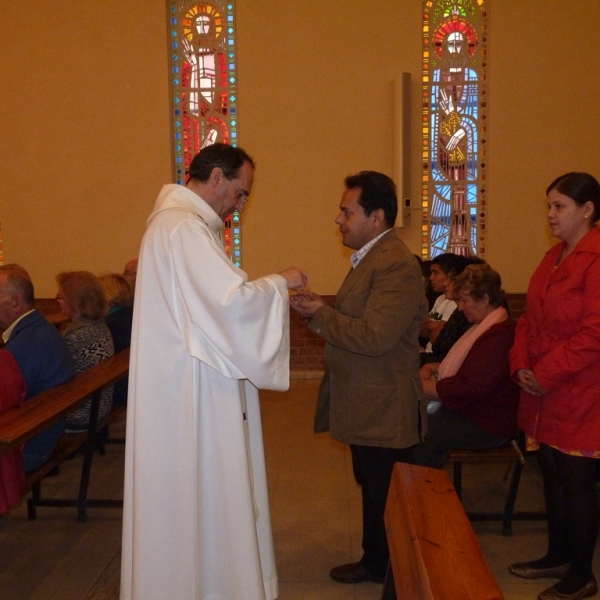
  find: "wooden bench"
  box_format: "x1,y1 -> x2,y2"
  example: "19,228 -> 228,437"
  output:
448,437 -> 546,535
449,440 -> 525,536
383,462 -> 504,600
0,348 -> 130,522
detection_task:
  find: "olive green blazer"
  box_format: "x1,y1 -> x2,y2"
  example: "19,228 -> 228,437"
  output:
310,229 -> 428,448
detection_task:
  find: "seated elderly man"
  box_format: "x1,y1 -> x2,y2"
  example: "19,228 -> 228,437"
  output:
0,268 -> 75,471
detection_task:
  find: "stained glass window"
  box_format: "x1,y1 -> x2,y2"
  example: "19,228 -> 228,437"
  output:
421,0 -> 488,258
168,1 -> 242,266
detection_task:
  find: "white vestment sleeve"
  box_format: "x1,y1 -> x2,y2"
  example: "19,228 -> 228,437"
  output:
170,216 -> 290,390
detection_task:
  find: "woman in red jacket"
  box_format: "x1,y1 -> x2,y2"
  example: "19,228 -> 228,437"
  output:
509,172 -> 600,600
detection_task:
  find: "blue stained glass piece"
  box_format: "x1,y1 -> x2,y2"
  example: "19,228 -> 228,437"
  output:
176,157 -> 183,163
231,132 -> 237,138
228,15 -> 233,21
173,67 -> 179,72
173,55 -> 178,61
174,98 -> 180,104
228,28 -> 233,34
172,42 -> 178,49
230,77 -> 235,83
229,53 -> 234,58
229,63 -> 234,69
233,228 -> 240,234
171,6 -> 176,12
173,79 -> 179,85
230,108 -> 236,114
230,95 -> 235,101
172,31 -> 177,37
233,215 -> 240,222
234,239 -> 240,245
174,110 -> 180,115
231,120 -> 236,126
228,39 -> 234,46
175,121 -> 181,127
171,18 -> 177,24
176,145 -> 181,151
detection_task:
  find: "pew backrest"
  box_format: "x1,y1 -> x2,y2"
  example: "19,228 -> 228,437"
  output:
0,348 -> 130,456
385,462 -> 504,600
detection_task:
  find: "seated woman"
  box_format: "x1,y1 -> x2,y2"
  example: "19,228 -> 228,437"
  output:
55,271 -> 114,432
99,273 -> 133,407
0,350 -> 27,513
413,263 -> 520,468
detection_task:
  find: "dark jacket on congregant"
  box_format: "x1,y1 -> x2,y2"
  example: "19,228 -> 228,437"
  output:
5,310 -> 75,470
104,305 -> 133,407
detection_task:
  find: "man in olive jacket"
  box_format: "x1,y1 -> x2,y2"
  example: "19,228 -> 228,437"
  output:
291,171 -> 428,584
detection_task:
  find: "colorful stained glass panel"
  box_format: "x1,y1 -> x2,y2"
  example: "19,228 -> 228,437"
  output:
422,0 -> 488,259
168,1 -> 242,267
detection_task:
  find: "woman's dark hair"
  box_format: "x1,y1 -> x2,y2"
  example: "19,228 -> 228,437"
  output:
546,172 -> 600,223
453,263 -> 505,308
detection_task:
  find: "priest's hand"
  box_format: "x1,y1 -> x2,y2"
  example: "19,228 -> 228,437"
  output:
290,291 -> 325,317
278,267 -> 309,291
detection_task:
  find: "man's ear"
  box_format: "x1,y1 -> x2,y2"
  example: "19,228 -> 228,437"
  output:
6,292 -> 23,314
208,167 -> 224,188
371,208 -> 385,227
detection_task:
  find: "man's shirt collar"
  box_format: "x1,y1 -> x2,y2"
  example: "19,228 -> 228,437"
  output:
350,229 -> 391,268
2,309 -> 34,344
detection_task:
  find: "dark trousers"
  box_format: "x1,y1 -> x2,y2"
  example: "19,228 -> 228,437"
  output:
538,443 -> 599,580
411,405 -> 509,469
350,443 -> 416,578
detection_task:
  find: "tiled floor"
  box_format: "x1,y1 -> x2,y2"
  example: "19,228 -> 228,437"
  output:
0,379 -> 596,599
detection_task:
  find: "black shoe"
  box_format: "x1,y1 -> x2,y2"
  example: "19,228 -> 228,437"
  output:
329,562 -> 384,584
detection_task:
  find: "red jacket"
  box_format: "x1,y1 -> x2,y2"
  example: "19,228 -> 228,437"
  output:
510,226 -> 600,450
0,349 -> 27,514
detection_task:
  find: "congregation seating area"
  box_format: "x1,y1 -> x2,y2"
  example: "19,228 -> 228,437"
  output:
0,348 -> 130,522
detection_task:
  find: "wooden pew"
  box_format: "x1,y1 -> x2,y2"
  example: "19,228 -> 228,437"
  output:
383,462 -> 504,600
0,348 -> 130,522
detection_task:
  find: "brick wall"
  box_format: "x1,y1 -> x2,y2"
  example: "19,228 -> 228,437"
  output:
34,293 -> 527,376
289,293 -> 526,375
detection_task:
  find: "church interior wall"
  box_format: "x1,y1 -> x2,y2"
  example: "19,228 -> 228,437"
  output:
1,1 -> 598,297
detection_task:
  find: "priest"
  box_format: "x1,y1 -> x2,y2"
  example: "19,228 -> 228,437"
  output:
121,143 -> 308,600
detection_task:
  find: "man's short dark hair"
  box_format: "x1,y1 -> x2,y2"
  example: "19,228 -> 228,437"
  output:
344,171 -> 398,227
188,143 -> 255,183
3,271 -> 34,306
430,252 -> 460,275
447,255 -> 485,277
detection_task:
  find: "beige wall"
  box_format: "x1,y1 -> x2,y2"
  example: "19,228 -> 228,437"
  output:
1,1 -> 599,296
